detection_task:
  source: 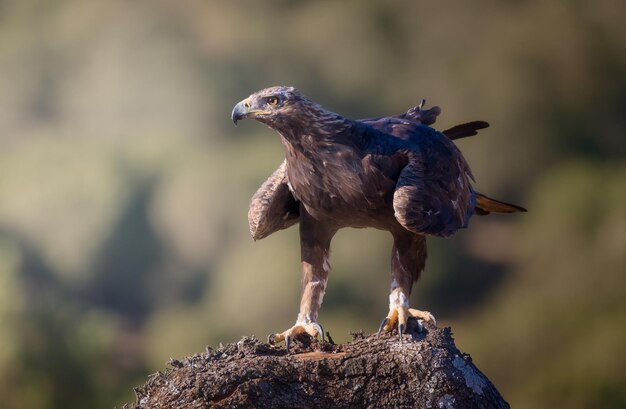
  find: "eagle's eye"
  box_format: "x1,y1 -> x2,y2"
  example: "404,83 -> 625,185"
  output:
266,96 -> 279,106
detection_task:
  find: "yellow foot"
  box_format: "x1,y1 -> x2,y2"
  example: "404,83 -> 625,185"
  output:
267,322 -> 325,353
377,306 -> 436,338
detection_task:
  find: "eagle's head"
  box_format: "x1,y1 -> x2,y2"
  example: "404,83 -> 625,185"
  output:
231,86 -> 304,126
232,86 -> 347,138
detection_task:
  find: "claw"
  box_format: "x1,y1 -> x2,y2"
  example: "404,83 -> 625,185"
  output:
268,321 -> 324,353
408,308 -> 437,327
285,335 -> 291,354
398,305 -> 407,336
378,317 -> 389,337
378,303 -> 436,337
312,322 -> 325,344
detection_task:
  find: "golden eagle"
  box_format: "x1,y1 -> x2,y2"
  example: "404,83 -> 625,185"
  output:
232,86 -> 525,352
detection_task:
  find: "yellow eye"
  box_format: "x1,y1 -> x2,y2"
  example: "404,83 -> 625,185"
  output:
267,96 -> 279,106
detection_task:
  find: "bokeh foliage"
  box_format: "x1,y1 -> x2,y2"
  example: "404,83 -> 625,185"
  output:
0,1 -> 624,407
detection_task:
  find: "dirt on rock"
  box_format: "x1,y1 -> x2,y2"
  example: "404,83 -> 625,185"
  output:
124,324 -> 509,409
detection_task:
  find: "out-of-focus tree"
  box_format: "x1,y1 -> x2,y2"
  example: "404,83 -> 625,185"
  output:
0,0 -> 623,408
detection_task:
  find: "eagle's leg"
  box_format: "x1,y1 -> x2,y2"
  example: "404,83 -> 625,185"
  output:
268,210 -> 335,353
378,231 -> 436,338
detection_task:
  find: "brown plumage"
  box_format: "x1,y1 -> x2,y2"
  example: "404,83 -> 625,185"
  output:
232,86 -> 526,351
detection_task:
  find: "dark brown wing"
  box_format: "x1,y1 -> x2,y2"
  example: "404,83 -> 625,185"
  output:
248,160 -> 300,240
392,128 -> 476,237
361,103 -> 488,141
360,103 -> 441,135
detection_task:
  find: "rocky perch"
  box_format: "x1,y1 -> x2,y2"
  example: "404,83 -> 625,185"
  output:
123,323 -> 509,408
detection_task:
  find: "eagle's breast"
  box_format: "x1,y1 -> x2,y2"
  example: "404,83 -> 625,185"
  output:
283,138 -> 397,226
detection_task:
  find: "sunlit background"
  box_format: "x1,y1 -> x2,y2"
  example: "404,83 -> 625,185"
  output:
0,1 -> 624,408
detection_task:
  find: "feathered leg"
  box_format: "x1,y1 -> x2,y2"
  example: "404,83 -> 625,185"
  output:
378,230 -> 436,338
268,209 -> 335,352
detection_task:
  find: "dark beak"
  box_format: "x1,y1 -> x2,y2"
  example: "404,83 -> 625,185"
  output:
231,100 -> 247,126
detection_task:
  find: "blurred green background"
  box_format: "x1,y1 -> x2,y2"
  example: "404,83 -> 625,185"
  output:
0,1 -> 624,408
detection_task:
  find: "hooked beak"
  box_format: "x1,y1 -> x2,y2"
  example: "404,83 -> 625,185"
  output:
231,97 -> 272,125
231,99 -> 249,126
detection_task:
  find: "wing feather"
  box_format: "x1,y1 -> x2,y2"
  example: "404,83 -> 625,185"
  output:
442,121 -> 489,140
248,160 -> 300,240
362,103 -> 487,143
392,130 -> 476,237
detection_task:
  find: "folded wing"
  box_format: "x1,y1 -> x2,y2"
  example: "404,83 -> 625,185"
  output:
392,129 -> 476,237
248,160 -> 300,240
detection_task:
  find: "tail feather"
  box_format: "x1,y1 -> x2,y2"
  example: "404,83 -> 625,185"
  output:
475,192 -> 527,215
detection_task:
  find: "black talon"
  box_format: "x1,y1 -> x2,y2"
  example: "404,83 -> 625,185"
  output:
398,323 -> 405,341
378,317 -> 389,337
313,323 -> 325,344
285,335 -> 291,354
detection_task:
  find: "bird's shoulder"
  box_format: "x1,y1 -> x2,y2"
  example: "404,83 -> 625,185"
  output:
354,117 -> 453,159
